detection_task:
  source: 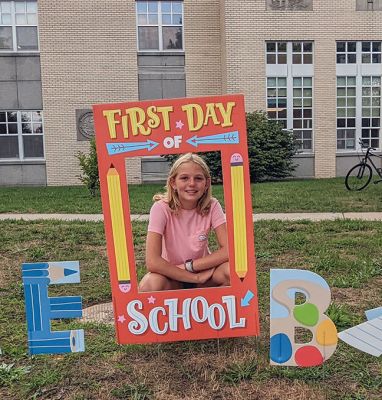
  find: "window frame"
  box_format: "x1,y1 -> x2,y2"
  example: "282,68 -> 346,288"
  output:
0,110 -> 45,161
136,1 -> 184,53
0,1 -> 39,53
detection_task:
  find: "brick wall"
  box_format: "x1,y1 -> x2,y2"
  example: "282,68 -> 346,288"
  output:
38,0 -> 140,185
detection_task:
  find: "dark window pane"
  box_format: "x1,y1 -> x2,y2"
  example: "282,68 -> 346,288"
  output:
267,99 -> 276,108
267,54 -> 276,64
33,123 -> 43,134
303,109 -> 312,118
8,123 -> 18,133
162,27 -> 182,49
22,123 -> 32,133
303,42 -> 312,52
337,130 -> 345,139
0,124 -> 6,134
303,53 -> 312,64
7,112 -> 17,122
372,118 -> 380,127
293,54 -> 302,64
23,135 -> 44,158
303,130 -> 312,139
362,42 -> 371,52
0,136 -> 19,158
0,112 -> 5,123
267,111 -> 276,119
347,42 -> 357,52
373,42 -> 381,52
362,129 -> 369,137
16,27 -> 38,50
0,27 -> 12,50
303,140 -> 312,150
337,42 -> 346,52
337,119 -> 346,128
138,26 -> 159,50
294,130 -> 302,139
278,54 -> 287,64
292,42 -> 301,52
267,42 -> 276,52
371,129 -> 379,138
293,109 -> 302,118
372,54 -> 381,63
293,120 -> 302,128
371,139 -> 379,147
362,118 -> 370,127
278,98 -> 287,108
347,119 -> 356,127
337,54 -> 346,64
337,140 -> 345,149
278,108 -> 287,118
348,54 -> 356,63
278,42 -> 286,52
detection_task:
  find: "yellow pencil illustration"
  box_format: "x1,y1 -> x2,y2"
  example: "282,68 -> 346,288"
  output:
230,153 -> 248,280
107,166 -> 131,293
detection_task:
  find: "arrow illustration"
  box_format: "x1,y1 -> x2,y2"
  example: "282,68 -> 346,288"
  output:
187,131 -> 239,147
106,140 -> 159,155
241,290 -> 255,307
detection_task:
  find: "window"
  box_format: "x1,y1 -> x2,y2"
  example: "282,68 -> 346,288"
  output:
0,1 -> 38,51
336,42 -> 357,64
356,0 -> 382,11
337,77 -> 356,150
337,41 -> 382,64
266,0 -> 313,11
362,76 -> 381,148
136,1 -> 183,51
0,111 -> 44,159
266,41 -> 314,152
293,77 -> 313,150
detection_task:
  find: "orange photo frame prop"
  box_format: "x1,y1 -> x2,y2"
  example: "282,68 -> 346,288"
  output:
93,94 -> 260,344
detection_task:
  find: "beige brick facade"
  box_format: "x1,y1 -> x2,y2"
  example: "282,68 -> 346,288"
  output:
39,0 -> 140,185
38,0 -> 382,183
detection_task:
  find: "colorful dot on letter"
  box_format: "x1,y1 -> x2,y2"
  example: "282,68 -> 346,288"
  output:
293,303 -> 319,326
270,333 -> 292,364
316,319 -> 338,346
295,346 -> 324,367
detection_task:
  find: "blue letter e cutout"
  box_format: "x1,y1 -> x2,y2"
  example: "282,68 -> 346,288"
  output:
22,261 -> 84,355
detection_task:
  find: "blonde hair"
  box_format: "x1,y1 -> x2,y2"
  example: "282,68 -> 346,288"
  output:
154,153 -> 212,215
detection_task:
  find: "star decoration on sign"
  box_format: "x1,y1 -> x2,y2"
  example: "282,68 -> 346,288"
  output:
148,296 -> 156,304
175,120 -> 184,130
118,315 -> 126,323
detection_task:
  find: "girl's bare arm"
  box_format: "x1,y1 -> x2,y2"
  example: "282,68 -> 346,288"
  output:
191,223 -> 229,272
146,231 -> 203,283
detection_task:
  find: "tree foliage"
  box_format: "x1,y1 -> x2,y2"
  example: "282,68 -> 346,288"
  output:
76,138 -> 100,196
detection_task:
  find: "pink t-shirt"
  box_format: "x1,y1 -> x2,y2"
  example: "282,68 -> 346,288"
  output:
148,198 -> 226,265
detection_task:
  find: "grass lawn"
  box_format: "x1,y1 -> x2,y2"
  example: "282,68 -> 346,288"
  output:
1,177 -> 382,214
1,219 -> 381,399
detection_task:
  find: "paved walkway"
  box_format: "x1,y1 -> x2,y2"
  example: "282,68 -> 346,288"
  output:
2,212 -> 382,221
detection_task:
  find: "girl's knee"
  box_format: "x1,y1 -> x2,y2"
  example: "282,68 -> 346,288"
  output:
139,273 -> 169,292
212,262 -> 230,286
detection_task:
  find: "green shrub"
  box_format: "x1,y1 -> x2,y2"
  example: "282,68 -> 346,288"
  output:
76,138 -> 100,196
165,111 -> 296,183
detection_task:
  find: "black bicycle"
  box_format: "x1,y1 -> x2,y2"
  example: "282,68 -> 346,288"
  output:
345,140 -> 382,191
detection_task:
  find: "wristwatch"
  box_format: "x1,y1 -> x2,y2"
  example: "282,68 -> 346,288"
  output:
184,259 -> 195,273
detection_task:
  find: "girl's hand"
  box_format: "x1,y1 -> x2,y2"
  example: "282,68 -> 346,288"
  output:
176,264 -> 185,270
196,268 -> 214,284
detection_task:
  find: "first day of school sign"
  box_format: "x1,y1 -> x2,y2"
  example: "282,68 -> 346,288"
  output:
92,95 -> 260,344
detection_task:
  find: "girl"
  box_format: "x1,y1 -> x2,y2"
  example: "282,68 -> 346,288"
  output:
139,153 -> 230,292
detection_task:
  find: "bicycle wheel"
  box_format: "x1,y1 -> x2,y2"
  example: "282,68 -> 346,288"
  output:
345,163 -> 372,191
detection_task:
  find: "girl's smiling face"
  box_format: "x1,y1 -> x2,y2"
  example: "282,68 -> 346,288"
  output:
171,161 -> 209,209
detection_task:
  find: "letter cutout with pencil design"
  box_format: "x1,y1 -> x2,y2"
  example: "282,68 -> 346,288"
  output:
22,261 -> 85,355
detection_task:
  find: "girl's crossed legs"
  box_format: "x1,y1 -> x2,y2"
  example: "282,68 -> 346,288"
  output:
139,262 -> 230,292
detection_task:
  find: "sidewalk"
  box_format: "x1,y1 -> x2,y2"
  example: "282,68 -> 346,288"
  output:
2,212 -> 382,221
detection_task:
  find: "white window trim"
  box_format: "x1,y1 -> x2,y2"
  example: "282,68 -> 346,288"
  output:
336,41 -> 382,153
0,110 -> 45,161
136,1 -> 184,53
0,1 -> 39,53
266,41 -> 315,154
